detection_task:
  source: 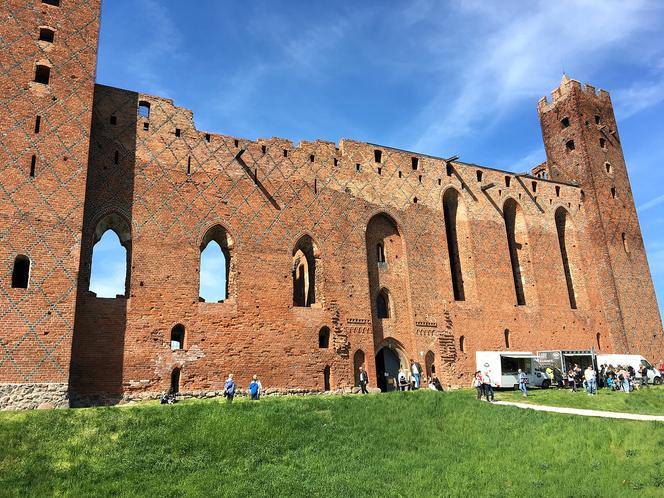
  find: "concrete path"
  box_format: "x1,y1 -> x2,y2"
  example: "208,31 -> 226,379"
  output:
493,400 -> 664,422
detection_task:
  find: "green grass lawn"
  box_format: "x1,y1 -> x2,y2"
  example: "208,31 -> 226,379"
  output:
2,390 -> 664,497
498,384 -> 664,415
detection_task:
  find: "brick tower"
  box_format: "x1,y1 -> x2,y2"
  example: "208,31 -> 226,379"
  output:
538,75 -> 663,359
0,0 -> 101,408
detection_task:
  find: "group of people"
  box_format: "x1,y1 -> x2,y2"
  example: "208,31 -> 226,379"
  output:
544,363 -> 651,394
395,359 -> 443,392
472,370 -> 496,402
160,373 -> 263,404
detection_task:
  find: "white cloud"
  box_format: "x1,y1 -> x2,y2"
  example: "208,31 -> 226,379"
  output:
639,193 -> 664,213
614,77 -> 664,120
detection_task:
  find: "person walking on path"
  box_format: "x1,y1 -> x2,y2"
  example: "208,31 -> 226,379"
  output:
518,369 -> 528,397
481,371 -> 494,402
358,366 -> 369,394
472,371 -> 483,400
223,373 -> 236,403
248,375 -> 262,400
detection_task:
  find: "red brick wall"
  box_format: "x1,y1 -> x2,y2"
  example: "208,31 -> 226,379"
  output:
0,0 -> 100,387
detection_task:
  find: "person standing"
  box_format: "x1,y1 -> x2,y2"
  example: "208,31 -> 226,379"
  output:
410,360 -> 421,390
567,369 -> 577,392
358,366 -> 369,394
223,373 -> 236,403
481,371 -> 494,402
639,363 -> 649,388
398,369 -> 409,391
472,371 -> 483,400
518,369 -> 528,397
584,366 -> 596,395
248,375 -> 262,400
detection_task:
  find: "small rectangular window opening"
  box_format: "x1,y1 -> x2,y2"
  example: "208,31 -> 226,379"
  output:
505,176 -> 511,187
261,145 -> 266,154
374,150 -> 382,163
30,155 -> 36,177
34,116 -> 41,134
377,167 -> 382,175
411,157 -> 419,170
599,138 -> 606,148
356,163 -> 361,172
253,168 -> 258,184
283,149 -> 288,157
561,117 -> 570,128
234,139 -> 239,147
310,154 -> 315,163
611,187 -> 616,199
143,122 -> 149,131
205,133 -> 211,143
398,171 -> 402,178
138,101 -> 150,118
438,178 -> 442,185
42,0 -> 60,6
333,158 -> 338,167
476,170 -> 483,182
446,164 -> 453,176
110,115 -> 117,125
314,179 -> 318,194
114,150 -> 119,165
555,186 -> 561,197
39,28 -> 55,43
595,115 -> 601,125
418,175 -> 422,183
175,128 -> 181,137
531,181 -> 537,192
187,156 -> 192,175
34,65 -> 50,84
566,140 -> 575,151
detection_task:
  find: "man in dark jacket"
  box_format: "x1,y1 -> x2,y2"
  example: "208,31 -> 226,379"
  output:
358,366 -> 369,394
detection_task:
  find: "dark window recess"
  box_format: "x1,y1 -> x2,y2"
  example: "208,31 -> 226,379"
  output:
205,133 -> 211,143
30,155 -> 36,177
110,116 -> 117,125
555,208 -> 577,309
333,158 -> 338,167
605,162 -> 612,174
566,140 -> 575,151
595,115 -> 601,124
374,150 -> 382,163
114,150 -> 119,165
556,186 -> 561,197
253,168 -> 257,184
356,163 -> 361,172
283,149 -> 288,157
11,255 -> 30,289
418,175 -> 422,183
138,101 -> 150,118
443,188 -> 465,301
377,167 -> 382,175
376,291 -> 390,319
398,171 -> 402,178
170,324 -> 184,350
34,116 -> 41,134
599,138 -> 606,148
476,170 -> 483,182
611,187 -> 616,199
413,197 -> 418,204
531,181 -> 537,192
376,243 -> 385,263
504,329 -> 510,349
411,157 -> 419,170
310,154 -> 315,163
459,336 -> 465,353
318,327 -> 330,349
42,0 -> 60,6
175,128 -> 181,137
261,145 -> 266,154
314,179 -> 318,194
34,65 -> 50,84
505,176 -> 511,187
143,122 -> 149,131
39,28 -> 55,43
187,157 -> 192,175
234,139 -> 239,147
438,178 -> 442,186
446,164 -> 453,176
561,117 -> 570,128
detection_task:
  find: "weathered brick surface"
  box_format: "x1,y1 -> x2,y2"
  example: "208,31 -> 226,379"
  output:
1,5 -> 662,409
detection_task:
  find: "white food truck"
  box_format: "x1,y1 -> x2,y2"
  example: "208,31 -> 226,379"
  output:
476,351 -> 551,389
595,354 -> 662,385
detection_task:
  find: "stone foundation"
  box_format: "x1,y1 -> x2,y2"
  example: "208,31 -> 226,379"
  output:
0,383 -> 69,411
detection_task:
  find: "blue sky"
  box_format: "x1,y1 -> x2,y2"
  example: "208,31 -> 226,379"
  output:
90,0 -> 664,318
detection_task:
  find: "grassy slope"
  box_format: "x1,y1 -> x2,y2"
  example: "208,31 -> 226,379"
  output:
2,391 -> 664,497
498,385 -> 664,415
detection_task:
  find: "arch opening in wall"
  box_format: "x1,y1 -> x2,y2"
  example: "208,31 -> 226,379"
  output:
11,255 -> 30,289
459,335 -> 465,353
353,349 -> 366,386
318,326 -> 330,349
376,289 -> 391,319
503,199 -> 528,306
323,366 -> 331,391
170,368 -> 181,394
170,324 -> 185,350
555,207 -> 577,309
89,213 -> 131,297
425,350 -> 435,378
292,234 -> 319,307
443,188 -> 465,301
138,101 -> 151,118
200,224 -> 234,303
504,329 -> 510,349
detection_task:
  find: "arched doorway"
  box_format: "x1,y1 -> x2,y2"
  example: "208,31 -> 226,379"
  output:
375,347 -> 402,392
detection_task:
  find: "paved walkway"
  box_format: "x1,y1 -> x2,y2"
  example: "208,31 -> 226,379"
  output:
493,400 -> 664,422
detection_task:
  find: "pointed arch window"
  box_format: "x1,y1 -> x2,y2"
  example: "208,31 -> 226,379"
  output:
503,199 -> 527,306
555,208 -> 577,309
89,213 -> 131,297
443,188 -> 465,301
11,255 -> 30,289
318,326 -> 330,348
199,225 -> 234,303
376,289 -> 390,319
170,324 -> 185,350
292,235 -> 319,307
